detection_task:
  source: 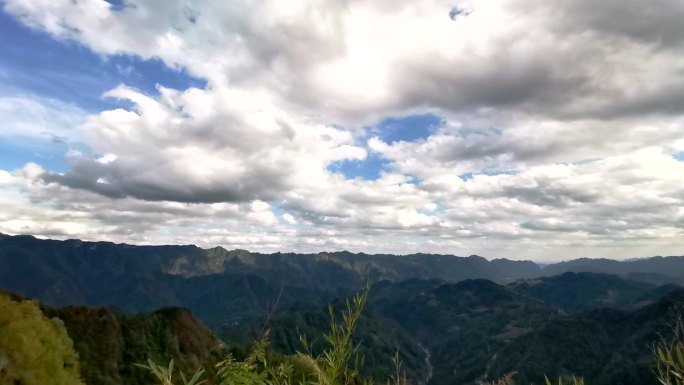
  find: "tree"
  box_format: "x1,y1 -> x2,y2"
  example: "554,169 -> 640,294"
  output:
139,287 -> 400,385
0,292 -> 85,385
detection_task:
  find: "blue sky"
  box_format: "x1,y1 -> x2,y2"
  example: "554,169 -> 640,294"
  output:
328,113 -> 442,180
372,114 -> 443,144
0,6 -> 440,178
0,10 -> 205,111
1,0 -> 684,259
0,7 -> 205,172
0,136 -> 71,172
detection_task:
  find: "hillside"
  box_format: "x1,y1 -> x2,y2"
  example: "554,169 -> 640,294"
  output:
0,289 -> 229,385
379,279 -> 560,385
260,304 -> 430,384
3,234 -> 684,385
351,275 -> 680,385
43,306 -> 229,385
486,288 -> 684,385
508,272 -> 657,311
4,280 -> 684,385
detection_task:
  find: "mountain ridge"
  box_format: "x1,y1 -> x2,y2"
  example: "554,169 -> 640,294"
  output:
3,233 -> 684,385
4,232 -> 684,264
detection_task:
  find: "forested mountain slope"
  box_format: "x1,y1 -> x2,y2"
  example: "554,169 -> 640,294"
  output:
487,288 -> 684,385
3,234 -> 684,385
1,290 -> 229,385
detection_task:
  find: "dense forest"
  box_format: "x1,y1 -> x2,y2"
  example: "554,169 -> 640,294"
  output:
2,234 -> 684,385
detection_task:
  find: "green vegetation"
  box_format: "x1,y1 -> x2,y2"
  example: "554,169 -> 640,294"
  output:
509,272 -> 657,311
486,290 -> 684,385
139,288 -> 396,385
654,314 -> 684,385
5,234 -> 684,385
544,376 -> 585,385
483,371 -> 517,385
136,360 -> 206,385
136,287 -> 682,385
379,279 -> 558,385
0,292 -> 85,385
482,373 -> 590,385
2,282 -> 684,385
655,343 -> 684,385
42,306 -> 230,385
259,304 -> 427,382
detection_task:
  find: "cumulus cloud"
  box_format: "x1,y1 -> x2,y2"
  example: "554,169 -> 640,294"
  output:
369,116 -> 684,178
0,170 -> 13,185
282,213 -> 297,225
2,0 -> 684,259
42,85 -> 366,203
7,0 -> 684,121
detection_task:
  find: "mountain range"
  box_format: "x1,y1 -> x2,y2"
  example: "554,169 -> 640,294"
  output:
2,233 -> 684,385
2,234 -> 684,313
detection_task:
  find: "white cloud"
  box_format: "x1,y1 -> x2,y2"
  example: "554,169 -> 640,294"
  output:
282,213 -> 297,225
2,0 -> 684,259
44,85 -> 366,203
0,170 -> 13,185
7,0 -> 684,122
370,116 -> 684,179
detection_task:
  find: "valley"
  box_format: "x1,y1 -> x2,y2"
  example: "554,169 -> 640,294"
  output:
1,234 -> 683,385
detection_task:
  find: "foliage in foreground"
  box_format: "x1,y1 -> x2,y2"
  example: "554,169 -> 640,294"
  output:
1,284 -> 683,385
481,372 -> 586,385
0,292 -> 85,385
654,313 -> 684,385
139,288 -> 406,385
139,288 -> 684,385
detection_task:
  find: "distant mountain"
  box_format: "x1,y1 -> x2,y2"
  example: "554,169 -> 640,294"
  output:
542,256 -> 684,285
4,235 -> 684,305
172,247 -> 543,284
0,234 -> 540,314
4,234 -> 684,385
367,278 -> 446,312
508,272 -> 658,311
486,288 -> 684,385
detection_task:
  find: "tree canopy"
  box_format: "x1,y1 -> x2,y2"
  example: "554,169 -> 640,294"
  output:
0,292 -> 85,385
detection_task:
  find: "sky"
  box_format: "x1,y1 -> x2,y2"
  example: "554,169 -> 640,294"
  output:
1,0 -> 684,260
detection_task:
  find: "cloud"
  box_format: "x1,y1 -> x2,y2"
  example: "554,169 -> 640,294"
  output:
537,0 -> 684,49
4,149 -> 684,258
0,170 -> 12,184
369,115 -> 684,178
42,85 -> 366,203
0,94 -> 86,140
2,0 -> 684,259
282,213 -> 297,225
6,0 -> 684,122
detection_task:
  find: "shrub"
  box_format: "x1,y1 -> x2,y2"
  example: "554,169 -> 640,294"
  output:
0,292 -> 85,385
654,314 -> 684,385
139,288 -> 404,385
